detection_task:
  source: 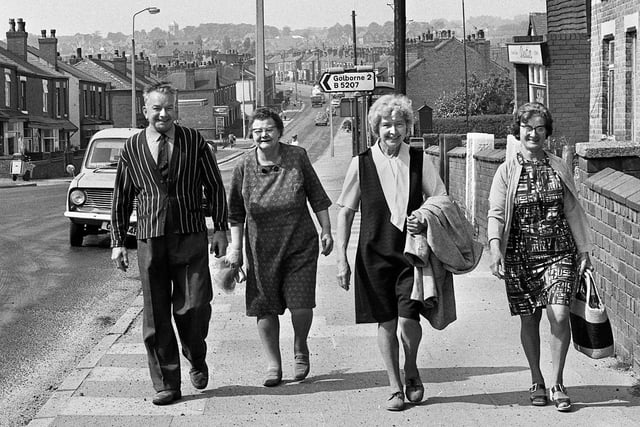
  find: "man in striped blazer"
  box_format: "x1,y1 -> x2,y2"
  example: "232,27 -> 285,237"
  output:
111,82 -> 228,405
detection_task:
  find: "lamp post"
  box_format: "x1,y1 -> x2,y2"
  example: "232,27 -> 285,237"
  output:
131,6 -> 160,128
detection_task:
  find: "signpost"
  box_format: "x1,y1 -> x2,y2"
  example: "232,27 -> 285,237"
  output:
319,70 -> 376,92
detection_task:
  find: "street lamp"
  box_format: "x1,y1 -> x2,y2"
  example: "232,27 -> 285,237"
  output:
131,6 -> 160,128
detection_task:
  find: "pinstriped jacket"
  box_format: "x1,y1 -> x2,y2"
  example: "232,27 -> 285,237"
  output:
110,125 -> 228,247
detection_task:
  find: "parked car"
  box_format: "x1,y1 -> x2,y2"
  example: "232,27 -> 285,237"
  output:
315,111 -> 329,126
64,128 -> 139,247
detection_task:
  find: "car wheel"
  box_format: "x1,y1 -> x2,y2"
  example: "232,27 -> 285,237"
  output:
69,222 -> 84,247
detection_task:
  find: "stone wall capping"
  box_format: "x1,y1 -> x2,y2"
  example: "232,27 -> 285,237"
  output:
576,141 -> 640,158
585,168 -> 617,191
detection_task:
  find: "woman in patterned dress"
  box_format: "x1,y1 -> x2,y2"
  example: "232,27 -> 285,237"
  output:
488,102 -> 593,412
226,107 -> 333,387
335,94 -> 447,411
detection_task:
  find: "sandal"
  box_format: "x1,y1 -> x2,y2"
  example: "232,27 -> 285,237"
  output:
386,391 -> 405,411
551,384 -> 572,412
529,383 -> 547,406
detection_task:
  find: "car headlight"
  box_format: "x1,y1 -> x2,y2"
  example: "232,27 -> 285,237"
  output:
69,189 -> 86,206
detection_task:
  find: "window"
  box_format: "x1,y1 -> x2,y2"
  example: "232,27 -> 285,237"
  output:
42,80 -> 49,113
625,30 -> 636,140
19,77 -> 26,111
83,86 -> 89,117
41,129 -> 56,152
603,39 -> 615,136
4,71 -> 11,107
528,64 -> 547,105
55,81 -> 62,118
97,87 -> 103,117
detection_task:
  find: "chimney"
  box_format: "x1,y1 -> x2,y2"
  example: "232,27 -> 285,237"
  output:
76,47 -> 82,59
185,67 -> 195,90
135,52 -> 145,80
113,50 -> 127,75
6,18 -> 28,60
38,29 -> 58,69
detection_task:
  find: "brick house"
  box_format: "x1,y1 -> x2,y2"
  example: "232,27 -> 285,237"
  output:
31,35 -> 112,149
164,65 -> 240,140
0,18 -> 76,159
507,0 -> 591,144
406,29 -> 509,115
590,0 -> 639,143
73,50 -> 160,129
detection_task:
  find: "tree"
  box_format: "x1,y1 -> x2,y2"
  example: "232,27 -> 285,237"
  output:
434,73 -> 514,118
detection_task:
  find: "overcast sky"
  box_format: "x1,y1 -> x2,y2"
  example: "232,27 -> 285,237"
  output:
4,0 -> 546,36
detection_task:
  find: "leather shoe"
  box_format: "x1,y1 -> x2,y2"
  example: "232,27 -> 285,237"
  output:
263,367 -> 282,387
405,377 -> 424,403
294,354 -> 310,381
190,363 -> 209,389
152,389 -> 181,405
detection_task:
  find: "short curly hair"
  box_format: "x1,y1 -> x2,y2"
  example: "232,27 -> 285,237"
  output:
250,107 -> 284,136
511,102 -> 553,140
367,94 -> 414,139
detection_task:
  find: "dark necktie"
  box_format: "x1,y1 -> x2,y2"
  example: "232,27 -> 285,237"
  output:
157,134 -> 169,181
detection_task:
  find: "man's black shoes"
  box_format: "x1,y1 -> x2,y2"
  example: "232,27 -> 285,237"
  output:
190,362 -> 209,389
152,389 -> 181,405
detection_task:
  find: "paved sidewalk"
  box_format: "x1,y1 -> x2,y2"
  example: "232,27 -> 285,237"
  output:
28,130 -> 640,426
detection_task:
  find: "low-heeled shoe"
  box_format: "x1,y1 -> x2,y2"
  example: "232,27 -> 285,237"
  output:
386,391 -> 405,411
263,368 -> 282,387
405,377 -> 424,403
294,354 -> 310,381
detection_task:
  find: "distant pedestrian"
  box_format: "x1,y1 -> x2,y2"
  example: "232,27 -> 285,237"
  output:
111,82 -> 229,406
228,133 -> 236,147
488,102 -> 592,412
335,94 -> 448,411
291,134 -> 298,145
226,107 -> 333,387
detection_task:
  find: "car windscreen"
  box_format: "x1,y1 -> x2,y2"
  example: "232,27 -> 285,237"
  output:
85,138 -> 125,169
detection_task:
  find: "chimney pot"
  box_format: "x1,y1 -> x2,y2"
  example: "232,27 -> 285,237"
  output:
41,29 -> 47,37
77,47 -> 82,59
9,19 -> 16,31
114,49 -> 119,56
51,29 -> 56,38
17,18 -> 25,32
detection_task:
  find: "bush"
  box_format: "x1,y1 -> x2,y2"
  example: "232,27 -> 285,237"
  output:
432,114 -> 512,138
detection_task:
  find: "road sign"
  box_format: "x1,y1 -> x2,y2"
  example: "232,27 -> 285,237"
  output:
319,71 -> 376,92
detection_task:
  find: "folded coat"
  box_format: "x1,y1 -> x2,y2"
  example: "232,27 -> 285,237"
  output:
404,195 -> 483,330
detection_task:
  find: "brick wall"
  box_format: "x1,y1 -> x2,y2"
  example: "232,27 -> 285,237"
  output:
547,33 -> 591,143
576,140 -> 640,371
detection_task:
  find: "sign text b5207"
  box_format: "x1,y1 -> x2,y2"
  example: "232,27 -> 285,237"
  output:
319,71 -> 376,92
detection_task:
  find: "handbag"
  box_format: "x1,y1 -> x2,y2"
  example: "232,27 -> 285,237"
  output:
569,269 -> 614,359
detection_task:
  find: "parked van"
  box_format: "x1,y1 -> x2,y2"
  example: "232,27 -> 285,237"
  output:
64,128 -> 139,247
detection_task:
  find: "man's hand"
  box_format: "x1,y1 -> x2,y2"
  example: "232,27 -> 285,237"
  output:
210,230 -> 229,256
111,246 -> 129,271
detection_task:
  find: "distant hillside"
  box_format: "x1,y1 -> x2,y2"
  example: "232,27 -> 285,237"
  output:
49,15 -> 531,57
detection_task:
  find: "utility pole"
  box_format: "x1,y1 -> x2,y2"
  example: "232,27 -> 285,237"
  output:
394,0 -> 406,94
352,11 -> 357,66
256,0 -> 265,107
462,0 -> 470,132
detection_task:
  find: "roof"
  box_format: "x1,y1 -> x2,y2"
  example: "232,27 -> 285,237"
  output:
529,13 -> 548,37
28,115 -> 78,131
0,44 -> 59,77
73,59 -> 131,90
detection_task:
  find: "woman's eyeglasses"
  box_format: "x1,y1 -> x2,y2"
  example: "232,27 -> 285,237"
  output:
520,124 -> 546,133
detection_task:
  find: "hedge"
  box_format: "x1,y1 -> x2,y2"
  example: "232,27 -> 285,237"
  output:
433,114 -> 512,138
